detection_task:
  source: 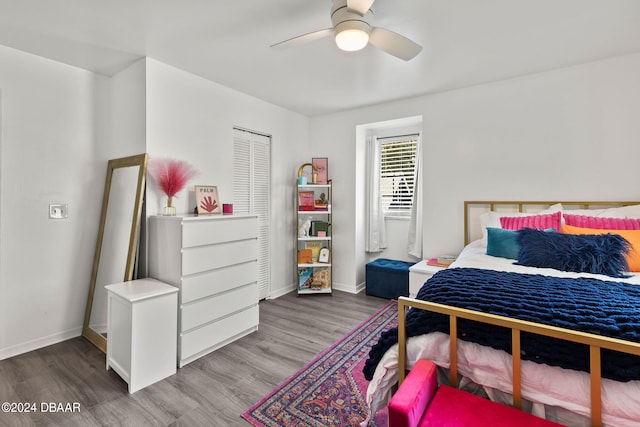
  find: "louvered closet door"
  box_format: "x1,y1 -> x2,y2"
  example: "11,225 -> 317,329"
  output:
233,128 -> 271,300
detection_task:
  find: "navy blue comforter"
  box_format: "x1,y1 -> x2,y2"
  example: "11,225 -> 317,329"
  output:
363,267 -> 640,382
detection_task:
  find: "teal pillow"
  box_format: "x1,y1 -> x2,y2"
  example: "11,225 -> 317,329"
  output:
486,227 -> 557,260
486,227 -> 521,259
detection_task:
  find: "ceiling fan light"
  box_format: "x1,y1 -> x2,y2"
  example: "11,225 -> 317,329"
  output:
335,28 -> 369,51
334,21 -> 370,51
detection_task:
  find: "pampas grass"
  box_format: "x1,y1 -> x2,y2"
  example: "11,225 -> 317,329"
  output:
148,157 -> 198,200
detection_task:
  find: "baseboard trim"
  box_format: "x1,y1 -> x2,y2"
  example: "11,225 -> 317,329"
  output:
0,327 -> 82,361
331,281 -> 359,294
267,281 -> 361,299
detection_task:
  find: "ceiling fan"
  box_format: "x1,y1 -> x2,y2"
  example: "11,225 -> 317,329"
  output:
270,0 -> 422,61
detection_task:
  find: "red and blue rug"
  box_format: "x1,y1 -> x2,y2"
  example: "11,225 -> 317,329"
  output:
241,300 -> 397,426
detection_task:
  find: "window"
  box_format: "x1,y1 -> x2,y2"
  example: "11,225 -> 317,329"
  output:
378,134 -> 419,217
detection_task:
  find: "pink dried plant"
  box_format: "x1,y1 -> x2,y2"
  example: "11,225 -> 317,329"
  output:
148,157 -> 198,200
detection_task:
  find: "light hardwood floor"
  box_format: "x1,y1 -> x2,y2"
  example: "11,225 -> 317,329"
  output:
0,290 -> 388,426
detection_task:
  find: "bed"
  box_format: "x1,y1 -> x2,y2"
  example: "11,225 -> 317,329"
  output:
362,201 -> 640,427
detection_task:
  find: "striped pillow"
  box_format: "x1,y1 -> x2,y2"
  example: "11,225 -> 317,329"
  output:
563,214 -> 640,230
500,211 -> 562,231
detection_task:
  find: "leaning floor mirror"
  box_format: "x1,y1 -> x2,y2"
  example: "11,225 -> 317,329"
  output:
82,153 -> 148,352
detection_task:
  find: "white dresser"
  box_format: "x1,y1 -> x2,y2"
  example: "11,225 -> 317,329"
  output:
148,214 -> 259,367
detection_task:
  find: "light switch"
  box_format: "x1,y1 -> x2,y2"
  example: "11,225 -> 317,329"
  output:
49,204 -> 68,219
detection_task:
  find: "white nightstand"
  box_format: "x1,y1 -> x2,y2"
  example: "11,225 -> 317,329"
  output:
409,261 -> 445,298
105,278 -> 178,393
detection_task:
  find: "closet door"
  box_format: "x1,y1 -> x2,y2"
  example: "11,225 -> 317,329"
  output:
233,127 -> 271,300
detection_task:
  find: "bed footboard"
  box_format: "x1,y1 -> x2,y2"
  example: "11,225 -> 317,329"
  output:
397,297 -> 640,427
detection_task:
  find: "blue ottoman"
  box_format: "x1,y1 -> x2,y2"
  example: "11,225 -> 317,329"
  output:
366,258 -> 414,299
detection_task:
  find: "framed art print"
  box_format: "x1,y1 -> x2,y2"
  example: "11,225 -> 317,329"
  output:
312,157 -> 328,185
195,185 -> 221,215
318,247 -> 330,263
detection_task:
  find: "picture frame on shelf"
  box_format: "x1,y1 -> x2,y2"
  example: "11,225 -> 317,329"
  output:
318,247 -> 330,263
298,191 -> 315,211
312,157 -> 328,185
195,185 -> 221,215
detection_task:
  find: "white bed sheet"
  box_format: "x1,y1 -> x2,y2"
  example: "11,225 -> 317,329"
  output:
363,240 -> 640,427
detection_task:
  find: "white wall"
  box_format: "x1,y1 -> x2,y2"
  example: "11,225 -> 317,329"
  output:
0,51 -> 311,358
143,58 -> 311,298
0,45 -> 110,359
310,52 -> 640,292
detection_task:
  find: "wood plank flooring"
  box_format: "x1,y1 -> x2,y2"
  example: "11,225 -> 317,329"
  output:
0,290 -> 388,426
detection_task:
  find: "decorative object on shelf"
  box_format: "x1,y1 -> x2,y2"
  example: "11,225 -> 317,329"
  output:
298,162 -> 318,185
312,158 -> 328,185
305,241 -> 323,262
299,218 -> 311,238
195,185 -> 221,215
148,157 -> 198,216
311,220 -> 331,237
319,247 -> 330,263
314,192 -> 329,210
298,191 -> 315,211
313,267 -> 331,289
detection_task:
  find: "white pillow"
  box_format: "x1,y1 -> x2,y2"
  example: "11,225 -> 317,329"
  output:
563,204 -> 640,219
599,204 -> 640,218
479,203 -> 563,243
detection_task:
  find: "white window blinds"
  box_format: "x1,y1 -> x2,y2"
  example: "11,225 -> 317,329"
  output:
378,134 -> 418,216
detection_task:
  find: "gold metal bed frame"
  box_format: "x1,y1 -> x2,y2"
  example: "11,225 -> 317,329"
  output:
397,200 -> 640,427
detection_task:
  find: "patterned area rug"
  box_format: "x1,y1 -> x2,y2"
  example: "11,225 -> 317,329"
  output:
241,300 -> 397,427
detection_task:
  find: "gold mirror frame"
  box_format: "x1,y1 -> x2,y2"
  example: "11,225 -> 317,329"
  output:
82,153 -> 148,352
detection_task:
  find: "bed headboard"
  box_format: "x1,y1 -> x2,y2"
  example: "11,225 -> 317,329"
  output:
464,200 -> 640,246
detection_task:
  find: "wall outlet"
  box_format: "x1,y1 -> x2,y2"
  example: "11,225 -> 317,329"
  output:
49,204 -> 68,219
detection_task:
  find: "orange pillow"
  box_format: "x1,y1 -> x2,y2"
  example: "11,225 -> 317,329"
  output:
562,224 -> 640,272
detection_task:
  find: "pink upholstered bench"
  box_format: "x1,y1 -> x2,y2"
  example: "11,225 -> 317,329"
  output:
388,359 -> 566,427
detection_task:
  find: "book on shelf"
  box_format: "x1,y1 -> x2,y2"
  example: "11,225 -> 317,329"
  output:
312,267 -> 331,289
298,191 -> 315,211
297,249 -> 312,264
298,268 -> 313,289
304,241 -> 323,263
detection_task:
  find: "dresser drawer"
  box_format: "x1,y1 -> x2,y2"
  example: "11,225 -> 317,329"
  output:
181,283 -> 258,332
182,239 -> 257,276
180,305 -> 259,362
182,217 -> 258,248
181,261 -> 257,304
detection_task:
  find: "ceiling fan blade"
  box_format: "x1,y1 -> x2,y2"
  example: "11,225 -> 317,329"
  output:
369,27 -> 422,61
270,28 -> 333,50
347,0 -> 375,16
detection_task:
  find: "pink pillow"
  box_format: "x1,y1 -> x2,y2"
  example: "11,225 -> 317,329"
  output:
500,211 -> 561,231
563,214 -> 640,230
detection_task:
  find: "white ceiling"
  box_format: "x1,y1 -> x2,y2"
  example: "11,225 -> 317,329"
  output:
1,0 -> 640,116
